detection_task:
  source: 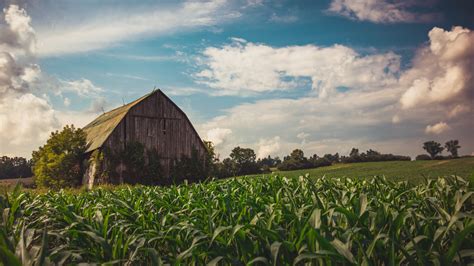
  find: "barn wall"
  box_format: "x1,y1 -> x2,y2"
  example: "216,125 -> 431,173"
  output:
102,91 -> 206,178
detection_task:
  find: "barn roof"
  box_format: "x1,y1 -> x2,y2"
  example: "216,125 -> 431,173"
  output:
83,89 -> 207,153
83,92 -> 153,153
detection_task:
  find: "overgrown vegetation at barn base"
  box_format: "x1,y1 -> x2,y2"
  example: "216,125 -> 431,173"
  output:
0,175 -> 472,264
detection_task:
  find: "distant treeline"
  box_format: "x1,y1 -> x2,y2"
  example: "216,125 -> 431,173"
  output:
208,146 -> 411,178
208,139 -> 464,178
0,156 -> 33,179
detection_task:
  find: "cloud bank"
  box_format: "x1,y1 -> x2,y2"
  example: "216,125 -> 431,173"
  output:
0,5 -> 103,157
327,0 -> 441,23
198,26 -> 473,158
196,39 -> 400,96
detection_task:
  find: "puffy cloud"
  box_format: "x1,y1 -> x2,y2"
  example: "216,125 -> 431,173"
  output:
0,4 -> 36,54
327,0 -> 441,23
400,26 -> 474,109
196,40 -> 400,96
199,88 -> 404,157
256,137 -> 281,158
206,127 -> 232,147
425,122 -> 450,135
0,5 -> 103,157
35,0 -> 241,56
0,5 -> 58,157
62,78 -> 103,97
197,26 -> 474,158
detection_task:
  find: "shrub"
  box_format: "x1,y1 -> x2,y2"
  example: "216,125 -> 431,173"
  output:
170,147 -> 207,183
32,125 -> 87,189
415,154 -> 432,160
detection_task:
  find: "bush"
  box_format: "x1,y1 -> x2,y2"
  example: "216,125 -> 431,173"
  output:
170,147 -> 207,183
415,154 -> 432,160
32,125 -> 87,189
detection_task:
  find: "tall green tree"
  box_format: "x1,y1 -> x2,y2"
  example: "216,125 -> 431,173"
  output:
445,140 -> 461,158
203,140 -> 219,176
32,125 -> 87,189
229,146 -> 260,175
423,141 -> 444,159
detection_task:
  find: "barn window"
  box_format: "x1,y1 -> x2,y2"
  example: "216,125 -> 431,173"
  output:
162,119 -> 167,135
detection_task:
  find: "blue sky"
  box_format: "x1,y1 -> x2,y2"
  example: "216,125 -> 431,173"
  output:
1,0 -> 473,159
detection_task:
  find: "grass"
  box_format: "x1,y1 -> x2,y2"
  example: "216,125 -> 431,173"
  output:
254,157 -> 474,184
0,174 -> 473,264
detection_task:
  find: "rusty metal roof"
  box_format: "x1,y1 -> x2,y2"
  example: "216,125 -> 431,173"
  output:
82,92 -> 153,153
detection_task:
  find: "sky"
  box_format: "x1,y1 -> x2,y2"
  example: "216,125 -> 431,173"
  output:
0,0 -> 473,159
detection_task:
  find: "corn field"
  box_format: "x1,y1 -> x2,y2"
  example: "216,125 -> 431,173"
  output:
0,175 -> 473,265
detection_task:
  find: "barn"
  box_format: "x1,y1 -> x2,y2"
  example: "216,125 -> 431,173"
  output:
81,89 -> 207,188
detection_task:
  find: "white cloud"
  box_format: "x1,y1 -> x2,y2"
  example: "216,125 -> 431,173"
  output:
425,122 -> 450,135
269,13 -> 298,23
164,87 -> 210,96
63,97 -> 70,106
198,26 -> 474,158
327,0 -> 440,23
35,0 -> 241,56
400,26 -> 474,110
196,40 -> 400,96
244,0 -> 264,7
448,104 -> 470,118
62,78 -> 103,97
199,88 -> 404,157
257,136 -> 281,158
0,5 -> 105,157
206,127 -> 232,147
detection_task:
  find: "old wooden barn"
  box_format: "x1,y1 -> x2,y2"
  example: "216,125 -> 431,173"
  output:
81,90 -> 207,187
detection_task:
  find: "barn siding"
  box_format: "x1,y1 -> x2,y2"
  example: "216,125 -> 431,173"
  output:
101,91 -> 206,179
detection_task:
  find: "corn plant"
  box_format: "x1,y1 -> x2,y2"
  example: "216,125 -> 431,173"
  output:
0,175 -> 472,265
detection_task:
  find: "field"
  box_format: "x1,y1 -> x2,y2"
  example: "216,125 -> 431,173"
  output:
0,171 -> 473,264
256,157 -> 474,184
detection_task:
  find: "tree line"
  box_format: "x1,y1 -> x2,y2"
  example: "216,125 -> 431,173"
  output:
0,156 -> 32,179
207,146 -> 411,178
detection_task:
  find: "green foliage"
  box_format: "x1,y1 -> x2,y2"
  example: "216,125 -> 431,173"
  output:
0,174 -> 472,264
341,149 -> 411,163
100,142 -> 163,184
31,125 -> 86,189
416,154 -> 432,160
445,139 -> 461,158
228,146 -> 260,176
170,147 -> 207,183
0,156 -> 32,179
278,149 -> 312,171
203,140 -> 219,177
423,140 -> 445,158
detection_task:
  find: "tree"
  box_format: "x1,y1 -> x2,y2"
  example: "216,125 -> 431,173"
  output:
32,125 -> 87,189
203,140 -> 219,176
445,140 -> 461,158
423,141 -> 444,159
278,149 -> 311,171
349,148 -> 359,157
229,146 -> 260,176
